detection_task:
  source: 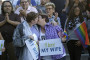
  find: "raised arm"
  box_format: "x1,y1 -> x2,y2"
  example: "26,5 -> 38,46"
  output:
0,20 -> 6,27
62,0 -> 69,12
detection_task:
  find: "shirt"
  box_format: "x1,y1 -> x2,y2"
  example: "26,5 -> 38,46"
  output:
0,13 -> 20,43
35,0 -> 41,6
30,25 -> 39,40
66,17 -> 84,41
40,31 -> 45,40
31,0 -> 37,6
44,23 -> 66,59
17,0 -> 20,6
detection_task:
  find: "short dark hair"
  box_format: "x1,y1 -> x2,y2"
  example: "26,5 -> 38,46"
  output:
40,14 -> 49,23
26,12 -> 38,22
1,1 -> 13,14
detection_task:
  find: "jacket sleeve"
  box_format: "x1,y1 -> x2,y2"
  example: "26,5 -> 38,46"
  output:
13,23 -> 29,47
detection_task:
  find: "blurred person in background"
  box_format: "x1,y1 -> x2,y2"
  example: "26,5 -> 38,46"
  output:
65,6 -> 84,60
0,1 -> 20,60
45,2 -> 61,27
50,0 -> 69,29
15,0 -> 38,22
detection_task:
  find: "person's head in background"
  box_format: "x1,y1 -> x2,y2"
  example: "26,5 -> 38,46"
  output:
74,0 -> 79,3
26,12 -> 38,26
1,1 -> 13,15
20,0 -> 30,9
46,0 -> 50,3
74,6 -> 81,16
45,2 -> 55,17
68,6 -> 84,23
40,0 -> 47,6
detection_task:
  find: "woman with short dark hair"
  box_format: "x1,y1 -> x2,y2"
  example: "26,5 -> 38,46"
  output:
37,14 -> 66,60
13,12 -> 39,60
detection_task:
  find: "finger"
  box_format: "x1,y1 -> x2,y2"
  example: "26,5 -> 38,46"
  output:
19,10 -> 24,13
6,15 -> 9,20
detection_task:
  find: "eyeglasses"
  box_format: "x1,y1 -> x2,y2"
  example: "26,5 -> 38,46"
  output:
4,5 -> 11,7
46,8 -> 53,10
21,1 -> 27,4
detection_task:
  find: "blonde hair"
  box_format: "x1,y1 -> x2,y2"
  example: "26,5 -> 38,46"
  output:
45,2 -> 55,9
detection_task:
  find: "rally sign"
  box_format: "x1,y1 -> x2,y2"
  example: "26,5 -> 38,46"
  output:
39,38 -> 63,56
25,40 -> 39,60
0,40 -> 5,55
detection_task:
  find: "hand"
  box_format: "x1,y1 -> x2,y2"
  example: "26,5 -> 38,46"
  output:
61,37 -> 66,42
2,47 -> 5,52
75,41 -> 81,46
29,35 -> 34,40
51,21 -> 57,26
36,41 -> 39,45
54,12 -> 58,19
62,8 -> 66,12
15,5 -> 19,10
5,13 -> 10,22
19,10 -> 27,17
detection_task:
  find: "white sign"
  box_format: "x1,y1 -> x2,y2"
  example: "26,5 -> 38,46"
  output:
0,40 -> 5,55
39,38 -> 63,56
25,40 -> 39,60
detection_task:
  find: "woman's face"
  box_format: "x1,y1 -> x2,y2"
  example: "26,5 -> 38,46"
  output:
46,6 -> 54,16
74,7 -> 80,16
20,0 -> 29,9
3,2 -> 12,13
37,15 -> 44,25
32,17 -> 38,25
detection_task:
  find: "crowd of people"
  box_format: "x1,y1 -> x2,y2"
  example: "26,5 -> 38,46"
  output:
0,0 -> 90,60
